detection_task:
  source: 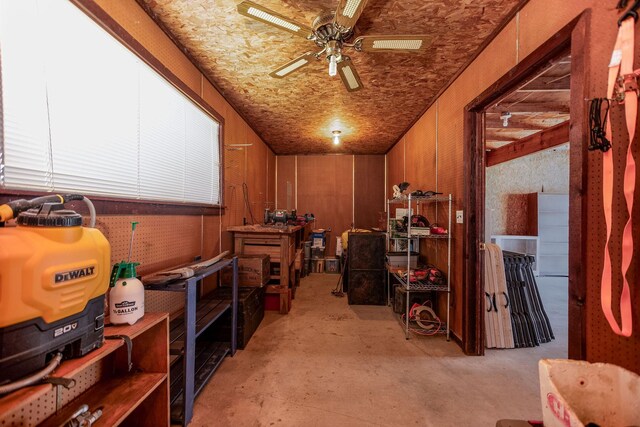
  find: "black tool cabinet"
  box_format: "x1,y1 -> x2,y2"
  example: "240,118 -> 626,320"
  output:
347,232 -> 387,305
145,257 -> 238,426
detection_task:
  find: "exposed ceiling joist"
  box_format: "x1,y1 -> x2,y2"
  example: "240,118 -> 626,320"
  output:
518,75 -> 570,92
484,133 -> 519,142
487,102 -> 570,114
485,117 -> 545,130
485,141 -> 514,150
486,121 -> 570,166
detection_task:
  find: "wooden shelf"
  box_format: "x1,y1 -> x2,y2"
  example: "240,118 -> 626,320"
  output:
106,312 -> 168,340
0,313 -> 169,426
40,373 -> 166,427
53,339 -> 122,379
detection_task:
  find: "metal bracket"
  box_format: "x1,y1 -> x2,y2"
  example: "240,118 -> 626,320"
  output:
105,334 -> 133,372
42,376 -> 76,389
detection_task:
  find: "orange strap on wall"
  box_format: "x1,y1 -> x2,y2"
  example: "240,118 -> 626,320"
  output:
602,17 -> 636,337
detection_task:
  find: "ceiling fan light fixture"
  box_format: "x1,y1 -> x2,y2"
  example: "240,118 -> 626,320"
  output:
329,55 -> 338,76
247,6 -> 301,32
372,39 -> 422,50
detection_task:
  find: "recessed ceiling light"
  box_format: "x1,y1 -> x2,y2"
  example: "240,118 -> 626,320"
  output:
332,130 -> 342,145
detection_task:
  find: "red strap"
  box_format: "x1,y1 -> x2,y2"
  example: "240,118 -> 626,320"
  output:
602,17 -> 635,337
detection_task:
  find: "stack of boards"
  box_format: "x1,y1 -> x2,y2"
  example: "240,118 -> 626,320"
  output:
484,244 -> 554,349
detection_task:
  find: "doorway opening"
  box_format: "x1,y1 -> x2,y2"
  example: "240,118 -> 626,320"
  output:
484,52 -> 571,353
462,15 -> 589,356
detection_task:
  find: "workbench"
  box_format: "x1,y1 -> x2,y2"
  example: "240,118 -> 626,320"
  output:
227,224 -> 308,313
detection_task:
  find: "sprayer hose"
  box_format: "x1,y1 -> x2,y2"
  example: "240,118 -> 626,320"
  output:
82,197 -> 96,228
0,353 -> 63,395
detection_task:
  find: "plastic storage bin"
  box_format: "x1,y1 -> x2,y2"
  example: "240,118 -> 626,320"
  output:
539,359 -> 640,427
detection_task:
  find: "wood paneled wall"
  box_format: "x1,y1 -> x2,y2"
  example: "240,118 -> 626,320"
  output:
386,0 -> 640,372
354,155 -> 386,230
276,155 -> 385,255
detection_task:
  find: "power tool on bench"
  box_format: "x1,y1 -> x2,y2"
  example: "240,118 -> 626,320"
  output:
264,208 -> 297,225
0,194 -> 110,392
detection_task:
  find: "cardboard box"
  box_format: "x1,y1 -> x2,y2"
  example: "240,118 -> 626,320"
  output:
221,254 -> 270,287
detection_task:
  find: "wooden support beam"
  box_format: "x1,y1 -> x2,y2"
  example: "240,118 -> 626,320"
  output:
486,121 -> 570,166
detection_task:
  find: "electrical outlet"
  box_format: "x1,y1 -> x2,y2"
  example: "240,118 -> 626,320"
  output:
456,210 -> 464,224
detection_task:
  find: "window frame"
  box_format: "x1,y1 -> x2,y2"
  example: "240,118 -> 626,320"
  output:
0,0 -> 226,216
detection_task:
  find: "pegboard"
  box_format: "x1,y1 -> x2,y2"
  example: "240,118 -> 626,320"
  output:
0,389 -> 56,427
96,214 -> 206,317
580,6 -> 640,373
0,357 -> 106,426
58,363 -> 104,408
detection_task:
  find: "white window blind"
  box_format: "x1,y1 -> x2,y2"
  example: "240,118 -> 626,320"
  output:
0,0 -> 221,205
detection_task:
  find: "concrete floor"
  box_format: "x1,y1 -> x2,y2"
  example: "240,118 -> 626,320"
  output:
192,274 -> 568,426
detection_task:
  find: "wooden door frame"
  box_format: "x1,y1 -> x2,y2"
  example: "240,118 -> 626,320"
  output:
462,13 -> 590,356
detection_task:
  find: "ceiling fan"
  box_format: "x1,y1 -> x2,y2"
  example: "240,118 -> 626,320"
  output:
237,0 -> 432,92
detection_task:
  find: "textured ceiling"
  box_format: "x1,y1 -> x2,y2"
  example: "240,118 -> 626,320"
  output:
139,0 -> 522,154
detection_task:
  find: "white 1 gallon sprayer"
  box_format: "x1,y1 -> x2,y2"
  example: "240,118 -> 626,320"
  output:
109,222 -> 144,325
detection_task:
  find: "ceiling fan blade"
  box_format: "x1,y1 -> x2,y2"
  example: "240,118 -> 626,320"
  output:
337,57 -> 363,92
269,52 -> 316,78
237,1 -> 312,38
353,35 -> 432,53
334,0 -> 368,31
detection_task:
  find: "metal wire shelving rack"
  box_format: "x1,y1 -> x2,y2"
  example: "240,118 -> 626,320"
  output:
386,194 -> 452,340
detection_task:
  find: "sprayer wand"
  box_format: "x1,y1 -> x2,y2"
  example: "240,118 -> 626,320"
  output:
127,222 -> 139,263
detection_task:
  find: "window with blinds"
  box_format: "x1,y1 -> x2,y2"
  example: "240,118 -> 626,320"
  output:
0,0 -> 221,205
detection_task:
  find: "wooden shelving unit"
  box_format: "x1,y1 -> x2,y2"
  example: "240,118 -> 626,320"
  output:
0,313 -> 169,427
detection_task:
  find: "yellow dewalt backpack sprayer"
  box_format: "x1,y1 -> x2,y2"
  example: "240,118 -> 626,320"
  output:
0,194 -> 110,394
